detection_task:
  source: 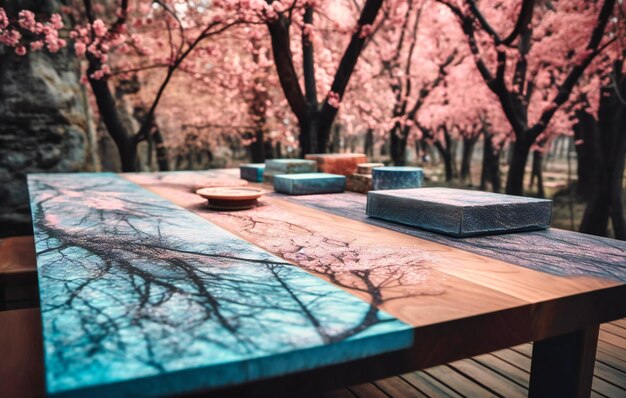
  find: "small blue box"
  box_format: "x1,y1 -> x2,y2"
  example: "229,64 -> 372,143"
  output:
372,166 -> 424,190
273,173 -> 346,195
264,159 -> 317,182
240,163 -> 265,182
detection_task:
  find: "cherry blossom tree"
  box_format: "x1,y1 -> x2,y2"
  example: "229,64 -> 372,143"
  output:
262,0 -> 390,155
436,0 -> 619,195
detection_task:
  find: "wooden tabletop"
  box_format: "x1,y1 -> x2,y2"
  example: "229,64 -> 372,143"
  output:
127,169 -> 626,396
25,170 -> 626,398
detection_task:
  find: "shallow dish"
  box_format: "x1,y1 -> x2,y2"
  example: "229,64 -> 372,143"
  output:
195,187 -> 266,210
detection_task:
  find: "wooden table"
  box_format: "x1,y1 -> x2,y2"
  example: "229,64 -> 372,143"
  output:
26,170 -> 626,398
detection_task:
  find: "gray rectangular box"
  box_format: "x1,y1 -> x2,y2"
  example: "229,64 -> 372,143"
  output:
366,188 -> 552,237
274,173 -> 345,195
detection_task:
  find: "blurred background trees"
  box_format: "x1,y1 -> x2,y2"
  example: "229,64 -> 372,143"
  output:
0,0 -> 624,239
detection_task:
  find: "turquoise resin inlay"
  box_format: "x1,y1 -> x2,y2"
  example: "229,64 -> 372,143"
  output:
27,173 -> 412,398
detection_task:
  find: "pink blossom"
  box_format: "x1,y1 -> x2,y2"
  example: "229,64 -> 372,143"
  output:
18,10 -> 36,32
74,41 -> 86,56
15,45 -> 27,56
0,8 -> 8,29
327,91 -> 341,108
1,29 -> 21,46
92,19 -> 107,37
30,40 -> 44,51
359,24 -> 373,39
50,13 -> 63,30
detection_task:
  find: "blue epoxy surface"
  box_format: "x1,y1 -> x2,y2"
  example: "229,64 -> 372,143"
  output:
276,173 -> 344,180
27,173 -> 412,398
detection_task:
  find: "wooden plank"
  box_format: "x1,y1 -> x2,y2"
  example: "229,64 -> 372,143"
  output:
348,383 -> 390,398
279,188 -> 626,283
529,326 -> 599,398
594,361 -> 626,390
597,344 -> 626,373
0,236 -> 36,274
400,371 -> 463,398
448,359 -> 527,398
374,377 -> 428,398
491,348 -> 532,371
322,389 -> 357,398
423,365 -> 497,397
591,377 -> 626,397
472,354 -> 530,388
601,323 -> 626,336
600,329 -> 626,350
511,343 -> 533,357
27,173 -> 413,398
128,172 -> 623,315
613,318 -> 626,329
0,308 -> 45,398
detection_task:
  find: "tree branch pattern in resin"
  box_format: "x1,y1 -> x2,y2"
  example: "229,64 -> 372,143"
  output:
27,173 -> 412,398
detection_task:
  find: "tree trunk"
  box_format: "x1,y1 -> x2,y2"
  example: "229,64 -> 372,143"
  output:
573,109 -> 600,200
88,77 -> 138,171
329,124 -> 342,153
580,68 -> 626,240
480,129 -> 502,193
530,150 -> 545,198
505,139 -> 532,195
364,128 -> 374,158
461,135 -> 479,186
152,126 -> 169,171
434,142 -> 454,182
250,129 -> 266,163
390,126 -> 407,166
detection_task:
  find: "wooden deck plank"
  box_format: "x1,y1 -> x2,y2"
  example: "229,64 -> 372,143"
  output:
322,389 -> 358,398
447,359 -> 527,398
374,377 -> 428,398
594,361 -> 626,390
591,376 -> 626,398
333,320 -> 626,398
472,354 -> 530,388
400,371 -> 463,398
348,383 -> 390,398
600,329 -> 626,350
490,348 -> 532,371
597,345 -> 626,373
422,365 -> 497,397
612,319 -> 626,329
601,323 -> 626,336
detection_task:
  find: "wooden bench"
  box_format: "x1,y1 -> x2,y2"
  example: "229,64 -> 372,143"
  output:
0,236 -> 38,311
0,309 -> 44,398
1,308 -> 623,398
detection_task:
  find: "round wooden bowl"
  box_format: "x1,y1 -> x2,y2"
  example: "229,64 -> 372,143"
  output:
195,187 -> 266,210
191,178 -> 248,192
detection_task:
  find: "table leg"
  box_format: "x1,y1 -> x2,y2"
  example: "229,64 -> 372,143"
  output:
529,325 -> 599,398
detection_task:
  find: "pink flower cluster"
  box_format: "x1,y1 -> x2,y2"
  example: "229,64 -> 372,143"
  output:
71,19 -> 128,80
0,7 -> 66,56
327,91 -> 341,108
358,24 -> 373,39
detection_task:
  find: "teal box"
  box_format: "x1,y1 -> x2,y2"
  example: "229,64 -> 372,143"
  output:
240,163 -> 265,182
264,159 -> 317,182
372,166 -> 423,190
274,173 -> 346,195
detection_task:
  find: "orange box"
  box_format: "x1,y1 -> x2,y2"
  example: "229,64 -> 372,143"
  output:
304,153 -> 367,176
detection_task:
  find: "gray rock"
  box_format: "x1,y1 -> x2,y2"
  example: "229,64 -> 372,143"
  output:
0,22 -> 90,237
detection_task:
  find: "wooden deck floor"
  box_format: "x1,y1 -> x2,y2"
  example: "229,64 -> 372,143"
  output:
323,320 -> 626,398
